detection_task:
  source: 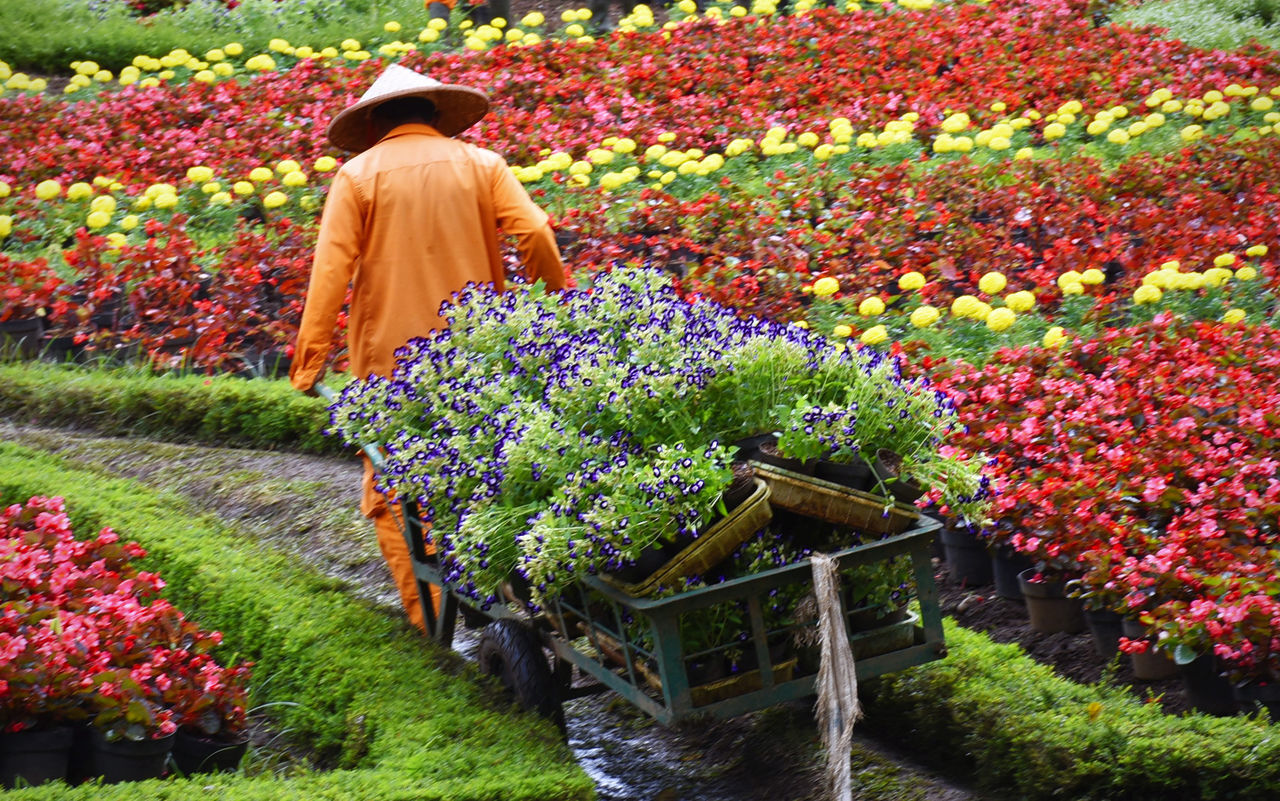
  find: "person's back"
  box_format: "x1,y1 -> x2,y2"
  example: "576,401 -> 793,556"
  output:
290,66 -> 564,631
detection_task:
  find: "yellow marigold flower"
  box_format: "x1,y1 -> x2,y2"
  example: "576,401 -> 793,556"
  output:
1213,252 -> 1236,267
249,167 -> 274,182
797,131 -> 820,148
262,191 -> 288,209
813,144 -> 835,161
1080,268 -> 1105,285
280,171 -> 306,187
1245,244 -> 1268,257
85,210 -> 111,229
1223,308 -> 1246,324
314,156 -> 338,172
898,271 -> 926,291
1057,270 -> 1083,289
951,136 -> 973,152
193,70 -> 216,84
860,325 -> 888,345
1043,326 -> 1067,348
186,165 -> 214,183
1142,271 -> 1167,288
0,181 -> 9,198
1133,285 -> 1163,304
209,191 -> 233,206
858,296 -> 885,316
978,272 -> 1007,295
119,214 -> 139,231
812,276 -> 840,297
940,112 -> 970,133
66,182 -> 92,201
951,295 -> 980,318
233,181 -> 255,196
1203,267 -> 1232,287
105,232 -> 127,249
89,195 -> 116,214
152,192 -> 178,210
1004,290 -> 1036,312
244,54 -> 276,72
419,28 -> 440,42
1061,281 -> 1085,295
987,135 -> 1011,151
986,307 -> 1016,331
832,324 -> 853,338
793,320 -> 809,329
910,305 -> 940,327
1107,129 -> 1130,145
0,215 -> 11,238
1252,96 -> 1275,112
1086,118 -> 1111,136
1236,266 -> 1258,281
611,138 -> 637,154
1014,147 -> 1035,160
1181,125 -> 1204,142
35,180 -> 61,200
384,20 -> 402,32
132,196 -> 152,211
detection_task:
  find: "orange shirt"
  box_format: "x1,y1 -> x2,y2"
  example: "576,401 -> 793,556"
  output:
290,122 -> 565,391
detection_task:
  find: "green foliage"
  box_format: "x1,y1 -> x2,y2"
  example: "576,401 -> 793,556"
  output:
860,622 -> 1280,800
0,363 -> 341,454
1117,0 -> 1280,51
0,0 -> 428,73
0,440 -> 592,801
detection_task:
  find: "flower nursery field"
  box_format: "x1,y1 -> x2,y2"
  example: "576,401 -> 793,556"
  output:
5,0 -> 1280,796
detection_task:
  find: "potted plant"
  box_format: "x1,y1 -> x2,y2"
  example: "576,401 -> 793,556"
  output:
165,657 -> 253,775
0,254 -> 74,359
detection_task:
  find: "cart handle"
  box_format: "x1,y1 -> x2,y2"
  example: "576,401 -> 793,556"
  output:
314,383 -> 386,470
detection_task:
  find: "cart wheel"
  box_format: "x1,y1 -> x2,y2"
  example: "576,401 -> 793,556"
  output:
477,620 -> 565,731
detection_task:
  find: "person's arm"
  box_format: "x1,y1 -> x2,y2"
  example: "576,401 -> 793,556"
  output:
289,169 -> 365,392
489,160 -> 566,290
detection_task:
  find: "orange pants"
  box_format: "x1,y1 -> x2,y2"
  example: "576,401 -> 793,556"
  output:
363,457 -> 440,633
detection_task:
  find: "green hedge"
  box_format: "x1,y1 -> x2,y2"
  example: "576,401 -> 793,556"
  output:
0,364 -> 342,455
860,622 -> 1280,800
0,440 -> 594,801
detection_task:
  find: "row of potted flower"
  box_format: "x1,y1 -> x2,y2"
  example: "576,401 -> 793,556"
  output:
1,495 -> 252,786
931,319 -> 1280,695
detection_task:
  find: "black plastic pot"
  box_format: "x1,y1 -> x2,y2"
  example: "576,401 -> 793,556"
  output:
1083,607 -> 1123,660
1018,569 -> 1085,634
813,459 -> 873,492
1179,655 -> 1239,717
72,728 -> 174,785
940,526 -> 992,586
990,544 -> 1032,601
0,725 -> 73,788
171,729 -> 249,775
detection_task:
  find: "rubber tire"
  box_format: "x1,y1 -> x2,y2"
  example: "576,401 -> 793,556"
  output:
477,620 -> 565,729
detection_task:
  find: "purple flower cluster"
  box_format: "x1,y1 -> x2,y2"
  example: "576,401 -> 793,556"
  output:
327,268 -> 982,607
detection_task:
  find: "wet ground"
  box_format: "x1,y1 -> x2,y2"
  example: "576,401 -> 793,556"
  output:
2,422 -> 982,801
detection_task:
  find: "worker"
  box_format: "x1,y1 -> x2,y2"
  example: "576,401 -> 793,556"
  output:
289,64 -> 566,632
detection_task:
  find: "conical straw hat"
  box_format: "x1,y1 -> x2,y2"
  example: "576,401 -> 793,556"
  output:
326,64 -> 490,152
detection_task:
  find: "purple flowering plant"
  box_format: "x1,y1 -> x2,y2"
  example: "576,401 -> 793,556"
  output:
328,269 -> 982,607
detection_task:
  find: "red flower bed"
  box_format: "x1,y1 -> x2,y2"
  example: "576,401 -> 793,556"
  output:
2,2 -> 1279,364
935,318 -> 1280,681
0,496 -> 250,741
